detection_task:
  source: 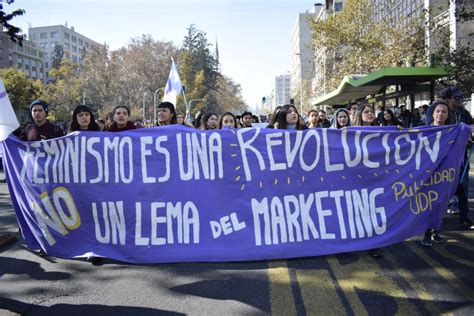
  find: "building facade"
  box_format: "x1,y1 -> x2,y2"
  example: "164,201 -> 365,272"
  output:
291,4 -> 323,110
311,0 -> 472,103
273,73 -> 291,107
28,25 -> 99,78
312,0 -> 347,101
0,33 -> 45,81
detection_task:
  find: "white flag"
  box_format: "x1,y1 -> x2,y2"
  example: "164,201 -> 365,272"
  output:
0,79 -> 20,141
162,59 -> 183,106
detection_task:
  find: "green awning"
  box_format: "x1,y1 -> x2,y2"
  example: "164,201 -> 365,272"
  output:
312,67 -> 449,106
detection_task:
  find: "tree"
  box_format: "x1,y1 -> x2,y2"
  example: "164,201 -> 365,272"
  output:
42,59 -> 84,123
310,0 -> 425,96
51,45 -> 64,70
80,43 -> 121,116
0,68 -> 42,121
179,25 -> 219,112
111,35 -> 179,119
430,0 -> 474,95
210,74 -> 246,114
0,0 -> 25,45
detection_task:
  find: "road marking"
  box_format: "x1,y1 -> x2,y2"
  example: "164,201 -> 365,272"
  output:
406,243 -> 474,302
328,254 -> 420,314
431,243 -> 474,269
268,260 -> 296,315
326,256 -> 367,315
384,251 -> 440,315
296,269 -> 346,314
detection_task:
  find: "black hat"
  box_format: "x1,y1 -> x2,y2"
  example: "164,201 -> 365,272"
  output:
30,99 -> 49,114
440,87 -> 463,99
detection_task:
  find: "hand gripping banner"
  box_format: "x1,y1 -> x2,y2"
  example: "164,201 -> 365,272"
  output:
0,124 -> 470,263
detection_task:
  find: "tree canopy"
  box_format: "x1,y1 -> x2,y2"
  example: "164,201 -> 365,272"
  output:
0,0 -> 25,45
310,0 -> 425,97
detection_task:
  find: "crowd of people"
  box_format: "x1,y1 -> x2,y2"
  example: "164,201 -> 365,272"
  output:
5,86 -> 474,258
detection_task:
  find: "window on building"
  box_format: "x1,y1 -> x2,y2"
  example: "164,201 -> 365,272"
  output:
50,31 -> 58,38
40,32 -> 47,39
72,45 -> 77,53
8,54 -> 12,61
72,55 -> 77,62
78,39 -> 83,45
85,42 -> 89,49
0,48 -> 3,54
51,42 -> 58,49
40,42 -> 47,49
72,36 -> 76,43
31,33 -> 37,40
334,2 -> 343,11
64,33 -> 69,40
65,42 -> 70,50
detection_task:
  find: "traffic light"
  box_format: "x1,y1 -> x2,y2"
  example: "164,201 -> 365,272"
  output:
290,98 -> 294,105
262,97 -> 266,103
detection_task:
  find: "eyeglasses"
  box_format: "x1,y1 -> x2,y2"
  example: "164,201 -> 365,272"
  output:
454,96 -> 463,101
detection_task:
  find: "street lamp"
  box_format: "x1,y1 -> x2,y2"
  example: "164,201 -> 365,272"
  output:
142,91 -> 148,121
187,99 -> 207,123
294,53 -> 303,115
153,87 -> 165,125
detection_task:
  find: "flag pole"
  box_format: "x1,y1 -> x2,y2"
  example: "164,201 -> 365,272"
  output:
182,86 -> 190,123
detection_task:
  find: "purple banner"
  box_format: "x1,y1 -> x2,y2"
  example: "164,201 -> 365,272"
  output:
0,124 -> 470,263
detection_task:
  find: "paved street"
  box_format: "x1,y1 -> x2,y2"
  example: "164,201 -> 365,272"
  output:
1,166 -> 473,315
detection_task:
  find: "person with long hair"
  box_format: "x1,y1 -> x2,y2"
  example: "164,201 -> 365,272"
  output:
307,110 -> 320,128
352,103 -> 381,258
107,105 -> 136,132
266,106 -> 282,128
421,101 -> 451,247
353,104 -> 376,127
379,109 -> 403,128
70,105 -> 100,132
330,108 -> 351,129
274,104 -> 307,130
200,112 -> 219,130
219,112 -> 238,129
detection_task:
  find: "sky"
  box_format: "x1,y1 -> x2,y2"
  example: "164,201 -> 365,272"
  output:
8,0 -> 322,110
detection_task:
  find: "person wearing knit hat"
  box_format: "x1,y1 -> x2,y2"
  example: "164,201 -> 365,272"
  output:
19,99 -> 64,141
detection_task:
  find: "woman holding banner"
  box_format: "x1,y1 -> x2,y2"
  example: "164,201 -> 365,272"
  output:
352,104 -> 382,257
219,112 -> 238,129
353,104 -> 376,127
274,104 -> 307,130
200,112 -> 219,130
421,101 -> 450,247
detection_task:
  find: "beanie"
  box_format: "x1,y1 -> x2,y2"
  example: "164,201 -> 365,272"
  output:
30,99 -> 50,115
